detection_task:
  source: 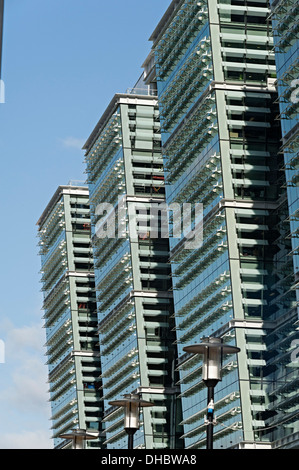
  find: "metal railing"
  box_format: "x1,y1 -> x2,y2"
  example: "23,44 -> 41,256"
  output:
125,86 -> 157,96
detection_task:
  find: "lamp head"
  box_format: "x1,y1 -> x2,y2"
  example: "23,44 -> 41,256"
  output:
183,337 -> 240,386
109,393 -> 153,432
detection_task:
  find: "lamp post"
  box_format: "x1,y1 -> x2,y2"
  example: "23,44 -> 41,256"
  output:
109,393 -> 153,449
183,337 -> 240,450
59,428 -> 99,449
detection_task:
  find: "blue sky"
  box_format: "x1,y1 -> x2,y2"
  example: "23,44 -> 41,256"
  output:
0,0 -> 170,449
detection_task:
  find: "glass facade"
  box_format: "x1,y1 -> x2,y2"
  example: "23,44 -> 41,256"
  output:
37,185 -> 104,449
83,92 -> 182,449
150,0 -> 298,449
269,0 -> 299,448
271,0 -> 299,292
36,0 -> 299,450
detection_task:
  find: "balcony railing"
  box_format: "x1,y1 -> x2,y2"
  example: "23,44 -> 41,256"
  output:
125,87 -> 157,96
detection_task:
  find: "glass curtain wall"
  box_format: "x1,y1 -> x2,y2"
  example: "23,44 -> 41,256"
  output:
271,0 -> 299,295
37,185 -> 104,449
151,0 -> 297,449
83,94 -> 182,449
268,0 -> 299,448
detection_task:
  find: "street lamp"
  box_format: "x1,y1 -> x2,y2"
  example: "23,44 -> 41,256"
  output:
183,337 -> 240,450
59,428 -> 99,449
109,393 -> 153,449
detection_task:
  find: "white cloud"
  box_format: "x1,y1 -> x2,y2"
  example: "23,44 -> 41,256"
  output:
61,136 -> 85,150
0,430 -> 52,449
0,320 -> 52,448
6,360 -> 49,412
1,322 -> 50,409
5,322 -> 45,356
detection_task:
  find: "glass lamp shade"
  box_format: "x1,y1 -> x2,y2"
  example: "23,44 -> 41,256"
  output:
202,341 -> 222,382
109,393 -> 153,432
59,429 -> 99,449
183,337 -> 240,386
124,400 -> 140,430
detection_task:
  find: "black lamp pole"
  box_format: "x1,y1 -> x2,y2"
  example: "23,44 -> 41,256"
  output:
206,385 -> 215,449
126,429 -> 136,450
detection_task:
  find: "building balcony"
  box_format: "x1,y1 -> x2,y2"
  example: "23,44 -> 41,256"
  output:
100,312 -> 135,347
177,287 -> 231,332
178,361 -> 238,398
103,360 -> 139,390
222,47 -> 274,61
50,377 -> 76,403
155,0 -> 208,74
46,340 -> 73,366
100,347 -> 138,379
180,391 -> 240,426
46,322 -> 72,348
186,420 -> 242,449
220,31 -> 273,46
100,323 -> 136,357
165,126 -> 218,183
173,227 -> 226,278
85,112 -> 121,183
175,270 -> 231,317
97,268 -> 130,294
174,241 -> 228,290
49,367 -> 76,395
43,281 -> 69,316
52,416 -> 79,440
51,397 -> 77,422
179,301 -> 233,343
103,371 -> 140,400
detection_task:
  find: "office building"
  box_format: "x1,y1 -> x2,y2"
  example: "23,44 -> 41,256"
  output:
37,183 -> 104,449
271,0 -> 299,295
149,0 -> 298,449
83,79 -> 182,449
268,0 -> 299,448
